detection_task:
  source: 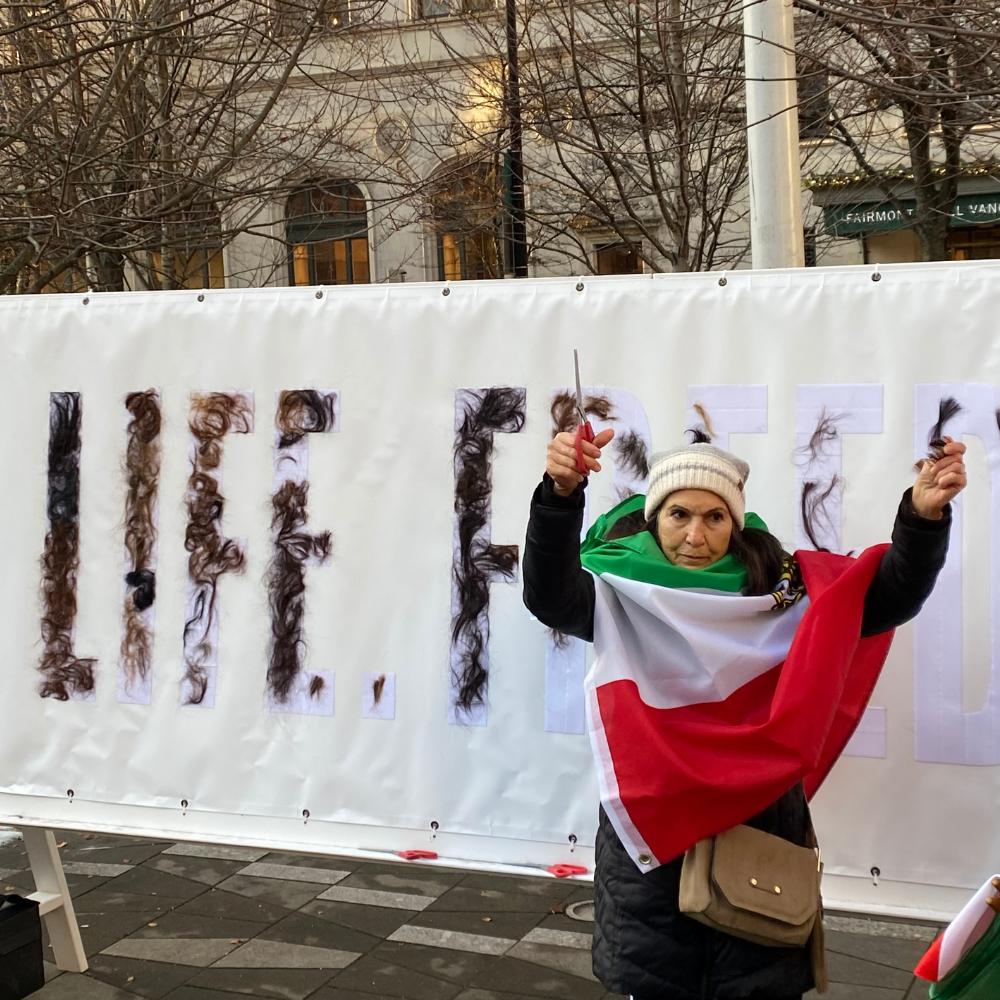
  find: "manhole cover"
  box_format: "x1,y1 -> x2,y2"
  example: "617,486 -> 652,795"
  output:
565,899 -> 595,922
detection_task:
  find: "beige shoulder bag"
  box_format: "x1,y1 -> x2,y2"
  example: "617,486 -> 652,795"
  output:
679,823 -> 828,992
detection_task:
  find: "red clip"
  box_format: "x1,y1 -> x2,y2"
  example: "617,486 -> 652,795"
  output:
547,863 -> 588,878
396,849 -> 438,861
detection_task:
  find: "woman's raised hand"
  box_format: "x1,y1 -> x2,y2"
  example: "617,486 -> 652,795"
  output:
546,428 -> 615,497
912,437 -> 967,520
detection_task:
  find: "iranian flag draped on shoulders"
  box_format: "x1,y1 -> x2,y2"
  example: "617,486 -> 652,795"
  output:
580,493 -> 894,872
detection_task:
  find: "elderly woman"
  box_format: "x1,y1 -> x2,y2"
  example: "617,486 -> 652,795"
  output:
523,429 -> 966,1000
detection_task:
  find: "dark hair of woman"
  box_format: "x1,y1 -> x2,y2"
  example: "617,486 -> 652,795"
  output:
603,507 -> 788,597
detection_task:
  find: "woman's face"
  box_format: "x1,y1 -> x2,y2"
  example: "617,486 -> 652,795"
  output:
655,489 -> 734,569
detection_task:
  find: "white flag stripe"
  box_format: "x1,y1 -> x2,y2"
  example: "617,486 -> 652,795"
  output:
588,573 -> 808,710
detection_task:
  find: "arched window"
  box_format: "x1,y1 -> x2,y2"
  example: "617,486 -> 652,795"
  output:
286,181 -> 370,285
430,162 -> 502,281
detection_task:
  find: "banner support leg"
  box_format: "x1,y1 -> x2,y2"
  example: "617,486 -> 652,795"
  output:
18,826 -> 88,973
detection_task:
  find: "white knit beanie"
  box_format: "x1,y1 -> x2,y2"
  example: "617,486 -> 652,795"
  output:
643,443 -> 750,528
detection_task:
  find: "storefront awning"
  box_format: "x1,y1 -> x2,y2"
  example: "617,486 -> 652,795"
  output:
824,193 -> 1000,236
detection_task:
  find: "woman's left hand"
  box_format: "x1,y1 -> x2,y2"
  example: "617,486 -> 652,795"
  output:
912,437 -> 967,520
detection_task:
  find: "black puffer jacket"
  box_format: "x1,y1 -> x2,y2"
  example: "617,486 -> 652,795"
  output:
523,476 -> 951,1000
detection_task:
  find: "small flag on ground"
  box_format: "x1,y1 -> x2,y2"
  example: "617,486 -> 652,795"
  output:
915,876 -> 1000,999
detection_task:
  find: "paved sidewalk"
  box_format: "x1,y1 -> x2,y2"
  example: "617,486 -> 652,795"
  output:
1,828 -> 938,999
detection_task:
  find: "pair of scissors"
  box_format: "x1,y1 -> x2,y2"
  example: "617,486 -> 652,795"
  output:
573,348 -> 595,475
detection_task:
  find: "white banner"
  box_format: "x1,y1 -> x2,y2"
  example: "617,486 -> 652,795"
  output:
2,262 -> 999,919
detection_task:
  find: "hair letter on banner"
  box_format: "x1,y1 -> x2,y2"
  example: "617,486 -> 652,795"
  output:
793,384 -> 885,758
182,391 -> 254,708
450,387 -> 526,726
39,391 -> 96,701
684,385 -> 768,452
267,390 -> 337,716
544,388 -> 651,735
914,383 -> 1000,765
119,389 -> 162,705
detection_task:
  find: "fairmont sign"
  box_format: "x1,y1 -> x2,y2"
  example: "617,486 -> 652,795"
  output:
824,192 -> 1000,235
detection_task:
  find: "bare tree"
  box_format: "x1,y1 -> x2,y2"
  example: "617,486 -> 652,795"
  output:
390,0 -> 752,274
796,1 -> 1000,260
0,0 -> 396,292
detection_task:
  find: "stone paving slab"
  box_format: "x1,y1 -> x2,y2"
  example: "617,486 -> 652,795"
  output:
30,972 -> 143,999
145,855 -> 248,887
388,923 -> 516,955
85,953 -> 199,999
162,844 -> 268,863
236,862 -> 351,885
360,938 -> 497,986
213,938 -> 360,969
214,874 -> 330,910
171,886 -> 292,925
507,940 -> 598,980
466,954 -> 607,1000
316,883 -> 434,911
327,954 -> 465,999
521,925 -> 592,950
187,967 -> 335,1000
126,910 -> 268,941
63,861 -> 135,877
299,898 -> 415,939
66,909 -> 167,957
335,863 -> 463,898
258,910 -> 383,955
410,904 -> 548,941
101,936 -> 242,967
109,867 -> 214,902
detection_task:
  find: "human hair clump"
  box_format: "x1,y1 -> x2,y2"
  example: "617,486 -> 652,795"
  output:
39,392 -> 96,699
266,390 -> 336,703
550,392 -> 614,436
267,480 -> 331,702
452,387 -> 526,713
121,390 -> 161,687
797,408 -> 842,552
182,392 -> 252,705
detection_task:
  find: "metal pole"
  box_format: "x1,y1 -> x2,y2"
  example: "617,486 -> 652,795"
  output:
742,0 -> 804,268
503,0 -> 529,277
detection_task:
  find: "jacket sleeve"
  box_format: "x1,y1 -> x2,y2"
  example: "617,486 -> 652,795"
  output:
860,488 -> 951,637
522,475 -> 596,642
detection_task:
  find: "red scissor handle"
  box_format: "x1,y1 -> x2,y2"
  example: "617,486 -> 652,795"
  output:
547,863 -> 589,878
575,421 -> 595,475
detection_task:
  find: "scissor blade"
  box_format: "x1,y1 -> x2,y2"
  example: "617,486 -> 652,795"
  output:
573,349 -> 585,414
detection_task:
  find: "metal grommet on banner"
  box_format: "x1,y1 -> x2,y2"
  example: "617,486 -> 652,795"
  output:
718,272 -> 728,287
871,266 -> 882,283
430,820 -> 439,838
870,866 -> 881,886
82,296 -> 90,305
575,280 -> 584,292
180,798 -> 189,814
315,289 -> 324,299
197,293 -> 205,302
66,789 -> 74,802
568,833 -> 578,851
302,809 -> 310,823
442,285 -> 451,296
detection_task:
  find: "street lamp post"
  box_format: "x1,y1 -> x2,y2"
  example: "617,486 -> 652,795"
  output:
503,0 -> 529,277
742,0 -> 804,268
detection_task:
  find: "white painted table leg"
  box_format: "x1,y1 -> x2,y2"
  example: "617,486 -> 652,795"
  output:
19,826 -> 88,973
